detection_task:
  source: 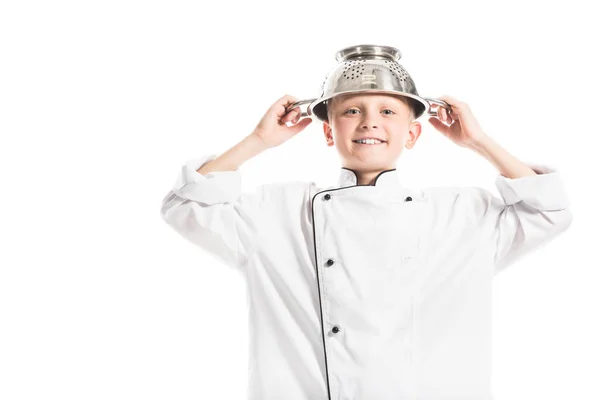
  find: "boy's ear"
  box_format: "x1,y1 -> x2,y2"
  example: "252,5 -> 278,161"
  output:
405,121 -> 422,149
323,121 -> 332,136
323,121 -> 334,144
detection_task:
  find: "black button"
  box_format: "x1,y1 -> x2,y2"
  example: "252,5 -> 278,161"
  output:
326,259 -> 335,267
324,193 -> 331,200
405,196 -> 412,202
332,326 -> 340,333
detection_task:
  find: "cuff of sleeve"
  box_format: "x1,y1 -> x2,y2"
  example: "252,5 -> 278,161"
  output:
494,162 -> 570,210
171,154 -> 242,204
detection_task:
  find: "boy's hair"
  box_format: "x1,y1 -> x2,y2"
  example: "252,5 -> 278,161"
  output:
325,94 -> 419,123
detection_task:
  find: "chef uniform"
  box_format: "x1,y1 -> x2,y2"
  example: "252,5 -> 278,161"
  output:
160,153 -> 573,400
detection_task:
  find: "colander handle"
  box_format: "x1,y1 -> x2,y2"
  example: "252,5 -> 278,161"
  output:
285,98 -> 317,118
422,97 -> 453,116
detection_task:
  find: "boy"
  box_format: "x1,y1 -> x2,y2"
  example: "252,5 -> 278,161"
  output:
160,92 -> 573,400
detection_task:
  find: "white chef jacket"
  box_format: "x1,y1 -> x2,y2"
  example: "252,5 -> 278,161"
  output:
160,153 -> 573,400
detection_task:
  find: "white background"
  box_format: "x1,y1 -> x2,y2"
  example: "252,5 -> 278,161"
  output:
1,0 -> 597,399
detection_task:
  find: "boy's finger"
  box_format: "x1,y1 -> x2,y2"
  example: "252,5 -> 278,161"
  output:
428,117 -> 449,134
280,95 -> 298,111
437,107 -> 445,122
294,108 -> 302,121
288,117 -> 312,135
282,108 -> 298,122
288,110 -> 299,123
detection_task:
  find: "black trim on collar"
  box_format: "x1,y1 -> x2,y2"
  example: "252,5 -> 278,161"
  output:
340,167 -> 398,186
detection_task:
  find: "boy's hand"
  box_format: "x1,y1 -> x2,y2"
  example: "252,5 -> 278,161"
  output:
251,94 -> 313,149
428,95 -> 488,149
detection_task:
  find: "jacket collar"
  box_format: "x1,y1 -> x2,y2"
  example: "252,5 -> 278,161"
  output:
336,167 -> 404,190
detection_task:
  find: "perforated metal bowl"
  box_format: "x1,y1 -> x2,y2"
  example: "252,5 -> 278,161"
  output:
285,44 -> 452,121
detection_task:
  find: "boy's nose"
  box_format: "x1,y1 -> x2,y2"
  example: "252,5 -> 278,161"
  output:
361,114 -> 380,129
362,124 -> 378,129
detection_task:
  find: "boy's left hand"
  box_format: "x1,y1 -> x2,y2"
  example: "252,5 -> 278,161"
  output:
428,95 -> 488,149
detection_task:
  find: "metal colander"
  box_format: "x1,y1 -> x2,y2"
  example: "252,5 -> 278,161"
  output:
285,44 -> 452,121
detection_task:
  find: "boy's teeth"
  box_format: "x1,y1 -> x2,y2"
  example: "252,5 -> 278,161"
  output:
354,139 -> 384,144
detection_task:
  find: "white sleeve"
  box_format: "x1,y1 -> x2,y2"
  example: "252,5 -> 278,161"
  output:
461,162 -> 573,275
160,154 -> 264,271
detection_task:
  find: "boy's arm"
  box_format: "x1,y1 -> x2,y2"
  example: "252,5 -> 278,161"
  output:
160,134 -> 270,271
469,135 -> 539,179
464,136 -> 573,275
195,134 -> 267,175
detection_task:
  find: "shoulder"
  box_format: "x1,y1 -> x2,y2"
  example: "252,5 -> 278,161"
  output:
419,184 -> 497,214
255,180 -> 317,204
257,180 -> 316,193
420,184 -> 502,225
421,184 -> 494,201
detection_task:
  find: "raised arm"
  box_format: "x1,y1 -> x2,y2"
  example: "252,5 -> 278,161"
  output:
160,94 -> 313,271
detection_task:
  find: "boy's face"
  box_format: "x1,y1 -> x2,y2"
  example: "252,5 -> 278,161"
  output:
322,93 -> 422,184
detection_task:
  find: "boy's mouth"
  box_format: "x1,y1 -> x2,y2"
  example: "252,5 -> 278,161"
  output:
352,139 -> 386,145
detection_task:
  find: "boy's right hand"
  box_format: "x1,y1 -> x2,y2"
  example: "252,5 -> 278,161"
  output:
251,95 -> 313,149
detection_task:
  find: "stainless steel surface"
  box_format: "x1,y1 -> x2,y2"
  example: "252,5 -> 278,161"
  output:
284,44 -> 452,121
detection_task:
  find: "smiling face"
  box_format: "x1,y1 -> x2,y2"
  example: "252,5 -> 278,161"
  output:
323,92 -> 422,185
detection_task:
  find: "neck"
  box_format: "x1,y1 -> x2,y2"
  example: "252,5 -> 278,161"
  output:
355,171 -> 380,186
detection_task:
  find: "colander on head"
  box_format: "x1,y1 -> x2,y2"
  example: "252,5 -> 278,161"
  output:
285,44 -> 452,122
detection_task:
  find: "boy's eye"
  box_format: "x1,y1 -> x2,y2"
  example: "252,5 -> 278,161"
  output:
344,109 -> 395,115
